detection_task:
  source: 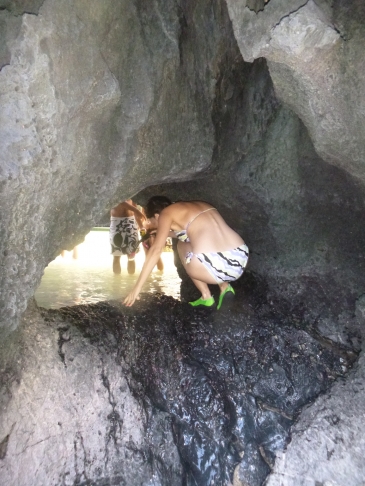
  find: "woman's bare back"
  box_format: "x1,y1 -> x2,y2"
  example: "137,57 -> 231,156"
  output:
167,201 -> 244,253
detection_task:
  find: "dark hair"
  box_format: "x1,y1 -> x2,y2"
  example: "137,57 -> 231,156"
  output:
145,196 -> 172,218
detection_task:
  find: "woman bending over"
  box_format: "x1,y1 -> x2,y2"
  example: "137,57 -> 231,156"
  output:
123,196 -> 249,309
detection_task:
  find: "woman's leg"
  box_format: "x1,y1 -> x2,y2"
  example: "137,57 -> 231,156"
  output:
177,242 -> 241,309
177,241 -> 217,299
218,282 -> 229,294
189,277 -> 212,300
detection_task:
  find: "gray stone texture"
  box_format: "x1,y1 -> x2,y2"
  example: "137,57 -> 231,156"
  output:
226,0 -> 365,179
138,101 -> 365,338
0,301 -> 182,485
1,0 -> 365,484
0,297 -> 358,486
0,0 -> 223,330
266,350 -> 365,486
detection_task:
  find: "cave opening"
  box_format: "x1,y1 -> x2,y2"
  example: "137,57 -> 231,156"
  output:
34,226 -> 181,309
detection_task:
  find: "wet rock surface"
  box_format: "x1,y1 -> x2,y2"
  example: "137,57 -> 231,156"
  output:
266,350 -> 365,486
1,274 -> 352,486
0,300 -> 183,486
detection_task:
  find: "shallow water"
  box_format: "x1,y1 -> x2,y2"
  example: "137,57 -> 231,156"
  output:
35,229 -> 181,309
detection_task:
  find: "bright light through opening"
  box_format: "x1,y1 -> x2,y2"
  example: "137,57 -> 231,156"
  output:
35,228 -> 181,309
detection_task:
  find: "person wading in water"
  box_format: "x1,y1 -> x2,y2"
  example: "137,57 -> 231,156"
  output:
123,196 -> 249,309
110,199 -> 145,275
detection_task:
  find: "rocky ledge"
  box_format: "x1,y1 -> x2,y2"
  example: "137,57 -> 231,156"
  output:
0,274 -> 362,486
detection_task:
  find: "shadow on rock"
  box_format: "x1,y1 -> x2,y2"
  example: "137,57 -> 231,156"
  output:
41,282 -> 357,486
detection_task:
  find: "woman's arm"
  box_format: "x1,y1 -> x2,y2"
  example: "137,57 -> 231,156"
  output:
123,211 -> 172,306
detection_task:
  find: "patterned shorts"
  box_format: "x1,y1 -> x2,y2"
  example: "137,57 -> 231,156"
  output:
186,243 -> 249,283
110,216 -> 139,256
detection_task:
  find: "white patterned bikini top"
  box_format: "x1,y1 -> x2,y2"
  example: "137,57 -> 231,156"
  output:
174,207 -> 217,243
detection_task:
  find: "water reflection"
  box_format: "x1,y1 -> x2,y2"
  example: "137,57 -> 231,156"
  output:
35,229 -> 181,309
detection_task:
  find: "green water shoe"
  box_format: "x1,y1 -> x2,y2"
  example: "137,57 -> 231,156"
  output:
217,284 -> 235,310
189,296 -> 215,307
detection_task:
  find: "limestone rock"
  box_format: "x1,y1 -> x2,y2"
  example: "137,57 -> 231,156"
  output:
1,0 -> 365,483
266,351 -> 365,486
0,302 -> 182,485
226,0 -> 365,179
0,0 -> 227,330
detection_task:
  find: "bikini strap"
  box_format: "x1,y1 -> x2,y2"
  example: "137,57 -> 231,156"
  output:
185,207 -> 217,231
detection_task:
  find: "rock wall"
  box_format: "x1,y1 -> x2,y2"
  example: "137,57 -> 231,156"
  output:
137,90 -> 365,335
0,300 -> 183,485
1,0 -> 365,331
266,349 -> 365,486
1,0 -> 365,484
226,0 -> 365,180
0,296 -> 359,486
0,0 -> 233,330
2,0 -> 365,331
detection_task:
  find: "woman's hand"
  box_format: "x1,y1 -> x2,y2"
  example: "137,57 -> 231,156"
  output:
123,208 -> 173,307
123,288 -> 140,307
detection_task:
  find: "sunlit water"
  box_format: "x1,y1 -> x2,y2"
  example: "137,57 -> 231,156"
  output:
35,229 -> 181,309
